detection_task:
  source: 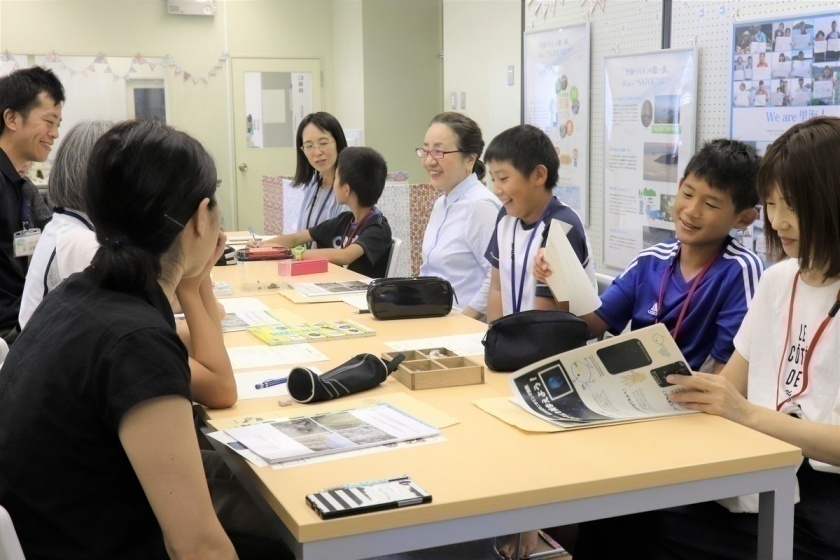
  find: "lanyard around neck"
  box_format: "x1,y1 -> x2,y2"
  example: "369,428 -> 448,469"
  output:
510,202 -> 554,314
306,186 -> 334,230
655,245 -> 722,342
341,208 -> 378,249
775,270 -> 840,411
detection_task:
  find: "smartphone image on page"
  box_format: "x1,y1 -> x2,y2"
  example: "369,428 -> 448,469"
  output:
596,338 -> 653,374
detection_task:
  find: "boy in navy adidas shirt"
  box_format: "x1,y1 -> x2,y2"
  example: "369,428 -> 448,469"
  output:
536,139 -> 763,373
484,125 -> 594,323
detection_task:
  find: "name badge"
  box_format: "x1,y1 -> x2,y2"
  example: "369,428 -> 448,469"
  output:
13,228 -> 41,257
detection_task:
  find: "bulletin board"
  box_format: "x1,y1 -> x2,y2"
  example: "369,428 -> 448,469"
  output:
602,47 -> 698,268
669,0 -> 840,265
523,24 -> 591,225
524,0 -> 664,275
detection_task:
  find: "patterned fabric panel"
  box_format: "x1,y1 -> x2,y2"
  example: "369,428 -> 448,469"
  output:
409,184 -> 437,277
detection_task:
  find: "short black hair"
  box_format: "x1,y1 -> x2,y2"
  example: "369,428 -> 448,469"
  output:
0,66 -> 65,135
87,120 -> 217,293
293,112 -> 348,187
484,124 -> 559,190
682,139 -> 760,212
336,147 -> 387,207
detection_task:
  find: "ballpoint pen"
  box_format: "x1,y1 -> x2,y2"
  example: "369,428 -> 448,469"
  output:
247,225 -> 259,247
255,377 -> 287,389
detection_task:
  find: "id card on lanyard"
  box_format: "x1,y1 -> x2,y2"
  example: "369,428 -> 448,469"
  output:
13,188 -> 40,257
13,228 -> 41,257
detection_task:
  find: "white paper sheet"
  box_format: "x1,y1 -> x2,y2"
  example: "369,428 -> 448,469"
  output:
221,297 -> 271,314
227,344 -> 329,370
385,332 -> 486,356
543,219 -> 601,316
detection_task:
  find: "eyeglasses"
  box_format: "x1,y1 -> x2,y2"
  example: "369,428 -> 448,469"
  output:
301,139 -> 335,153
415,148 -> 463,160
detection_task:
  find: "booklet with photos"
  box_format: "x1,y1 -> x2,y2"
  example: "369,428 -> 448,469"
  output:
508,323 -> 697,429
218,403 -> 440,464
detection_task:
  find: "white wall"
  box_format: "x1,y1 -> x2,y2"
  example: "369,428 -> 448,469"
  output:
443,0 -> 521,154
333,0 -> 366,131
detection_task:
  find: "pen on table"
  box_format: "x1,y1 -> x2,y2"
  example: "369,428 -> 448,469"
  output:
255,377 -> 287,389
247,225 -> 259,247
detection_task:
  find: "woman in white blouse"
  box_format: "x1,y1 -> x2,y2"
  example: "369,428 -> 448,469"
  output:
418,113 -> 501,320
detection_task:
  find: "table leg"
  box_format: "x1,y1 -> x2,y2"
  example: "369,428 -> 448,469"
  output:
757,472 -> 796,559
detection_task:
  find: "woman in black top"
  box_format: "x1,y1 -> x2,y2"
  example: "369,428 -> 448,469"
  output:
0,120 -> 236,559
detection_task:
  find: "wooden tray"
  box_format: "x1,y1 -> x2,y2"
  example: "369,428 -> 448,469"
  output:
382,348 -> 484,390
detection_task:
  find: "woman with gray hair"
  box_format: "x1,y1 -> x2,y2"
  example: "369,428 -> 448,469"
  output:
18,120 -> 112,328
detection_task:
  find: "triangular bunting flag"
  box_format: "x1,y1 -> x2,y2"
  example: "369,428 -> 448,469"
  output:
87,63 -> 95,72
183,71 -> 191,81
175,66 -> 183,75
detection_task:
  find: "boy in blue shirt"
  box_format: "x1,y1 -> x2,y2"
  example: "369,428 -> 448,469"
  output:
508,140 -> 764,560
484,124 -> 594,323
537,139 -> 763,374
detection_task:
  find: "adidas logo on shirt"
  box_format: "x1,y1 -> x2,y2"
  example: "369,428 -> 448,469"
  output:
647,302 -> 659,317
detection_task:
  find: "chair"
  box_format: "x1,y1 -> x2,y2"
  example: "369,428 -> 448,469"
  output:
0,505 -> 25,560
385,237 -> 403,278
595,272 -> 614,296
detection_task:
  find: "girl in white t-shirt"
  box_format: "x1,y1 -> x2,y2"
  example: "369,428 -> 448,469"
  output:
574,115 -> 840,559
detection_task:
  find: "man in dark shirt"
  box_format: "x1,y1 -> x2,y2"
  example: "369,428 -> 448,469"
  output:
0,67 -> 64,343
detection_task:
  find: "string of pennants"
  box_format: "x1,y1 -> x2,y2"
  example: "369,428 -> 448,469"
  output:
0,49 -> 229,84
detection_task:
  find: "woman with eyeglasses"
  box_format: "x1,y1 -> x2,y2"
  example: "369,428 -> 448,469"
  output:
292,112 -> 349,233
418,112 -> 501,320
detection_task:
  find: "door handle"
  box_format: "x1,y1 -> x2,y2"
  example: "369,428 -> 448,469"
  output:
239,163 -> 248,172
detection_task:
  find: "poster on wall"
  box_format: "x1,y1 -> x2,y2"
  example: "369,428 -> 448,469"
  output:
729,11 -> 840,263
603,48 -> 698,269
523,24 -> 590,225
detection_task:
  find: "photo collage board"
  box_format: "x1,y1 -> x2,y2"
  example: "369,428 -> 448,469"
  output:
729,10 -> 840,262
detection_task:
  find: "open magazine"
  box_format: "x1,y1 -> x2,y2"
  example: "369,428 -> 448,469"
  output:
509,323 -> 697,428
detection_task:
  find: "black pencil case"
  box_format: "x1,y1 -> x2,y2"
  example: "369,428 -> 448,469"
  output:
366,277 -> 455,320
483,310 -> 589,372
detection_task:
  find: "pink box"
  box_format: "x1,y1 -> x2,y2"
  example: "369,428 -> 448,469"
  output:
278,258 -> 329,276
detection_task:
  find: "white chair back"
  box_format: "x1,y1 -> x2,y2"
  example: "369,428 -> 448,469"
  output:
385,237 -> 403,278
0,505 -> 25,560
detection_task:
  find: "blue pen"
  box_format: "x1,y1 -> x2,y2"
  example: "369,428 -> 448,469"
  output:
255,377 -> 287,390
247,225 -> 259,247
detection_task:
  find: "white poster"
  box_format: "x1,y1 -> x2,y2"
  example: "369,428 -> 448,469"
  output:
730,12 -> 840,264
603,48 -> 697,269
524,24 -> 590,225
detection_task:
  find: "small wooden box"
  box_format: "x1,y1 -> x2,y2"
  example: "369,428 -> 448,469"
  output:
382,348 -> 484,390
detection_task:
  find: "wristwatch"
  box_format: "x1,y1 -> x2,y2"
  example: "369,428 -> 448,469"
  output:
293,245 -> 306,261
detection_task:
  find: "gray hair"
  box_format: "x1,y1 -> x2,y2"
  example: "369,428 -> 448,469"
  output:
48,120 -> 113,212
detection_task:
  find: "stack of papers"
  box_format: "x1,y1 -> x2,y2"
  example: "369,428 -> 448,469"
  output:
213,403 -> 440,464
290,280 -> 370,298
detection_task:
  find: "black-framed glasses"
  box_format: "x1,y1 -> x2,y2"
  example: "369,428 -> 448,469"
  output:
415,148 -> 463,160
301,139 -> 335,153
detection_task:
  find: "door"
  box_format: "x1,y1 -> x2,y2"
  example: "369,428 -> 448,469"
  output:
231,58 -> 322,231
